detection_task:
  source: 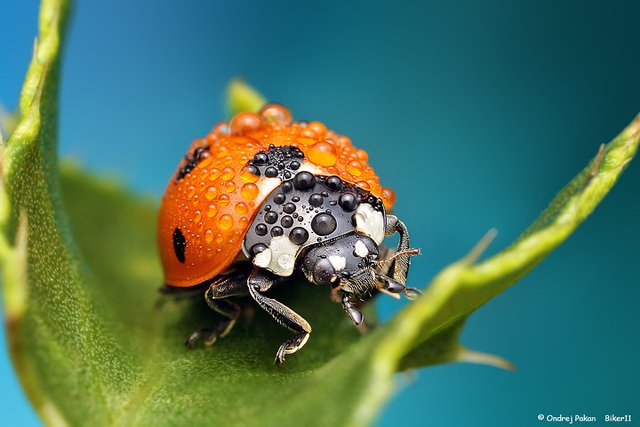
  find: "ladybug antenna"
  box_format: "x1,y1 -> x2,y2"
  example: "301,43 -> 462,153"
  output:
374,247 -> 421,266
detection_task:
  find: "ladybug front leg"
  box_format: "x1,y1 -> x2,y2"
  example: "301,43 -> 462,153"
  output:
247,268 -> 312,366
384,214 -> 417,285
186,270 -> 249,348
341,293 -> 364,326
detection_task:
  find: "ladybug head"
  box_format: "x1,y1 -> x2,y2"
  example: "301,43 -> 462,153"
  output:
300,232 -> 420,301
301,233 -> 377,288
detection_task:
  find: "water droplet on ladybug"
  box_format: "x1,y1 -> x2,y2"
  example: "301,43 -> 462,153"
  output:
293,171 -> 316,190
281,215 -> 294,228
356,180 -> 370,191
382,187 -> 396,208
225,181 -> 236,193
282,181 -> 294,193
326,176 -> 343,191
283,203 -> 296,214
338,192 -> 358,211
240,165 -> 260,183
273,193 -> 286,204
212,122 -> 229,134
271,226 -> 284,237
259,103 -> 292,126
308,140 -> 338,166
309,193 -> 323,207
218,214 -> 234,230
307,121 -> 327,138
251,243 -> 268,255
241,183 -> 259,200
265,167 -> 278,178
222,167 -> 236,181
253,152 -> 268,165
347,161 -> 362,177
289,227 -> 309,245
208,168 -> 221,181
264,211 -> 278,224
229,112 -> 264,136
255,223 -> 268,236
311,213 -> 337,236
235,202 -> 248,215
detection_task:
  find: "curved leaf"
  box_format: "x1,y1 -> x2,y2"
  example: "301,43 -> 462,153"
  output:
1,0 -> 638,426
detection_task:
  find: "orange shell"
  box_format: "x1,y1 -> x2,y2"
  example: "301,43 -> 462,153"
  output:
158,104 -> 396,287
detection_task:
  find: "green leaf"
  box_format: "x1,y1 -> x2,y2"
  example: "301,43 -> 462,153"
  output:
225,78 -> 267,118
1,0 -> 639,426
0,103 -> 18,141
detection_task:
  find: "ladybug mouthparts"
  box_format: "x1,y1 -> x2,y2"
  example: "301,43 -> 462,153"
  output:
159,103 -> 420,365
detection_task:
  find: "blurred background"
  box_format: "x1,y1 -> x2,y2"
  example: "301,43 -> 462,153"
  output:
2,0 -> 639,425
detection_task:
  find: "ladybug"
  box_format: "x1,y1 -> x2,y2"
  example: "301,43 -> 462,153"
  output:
159,104 -> 420,365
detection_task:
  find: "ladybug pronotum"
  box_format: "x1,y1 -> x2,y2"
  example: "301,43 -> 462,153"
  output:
159,104 -> 420,365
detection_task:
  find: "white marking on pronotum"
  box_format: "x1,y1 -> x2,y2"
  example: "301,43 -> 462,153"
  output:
328,255 -> 346,271
277,254 -> 294,271
253,247 -> 272,268
354,203 -> 385,244
264,236 -> 299,276
354,240 -> 369,257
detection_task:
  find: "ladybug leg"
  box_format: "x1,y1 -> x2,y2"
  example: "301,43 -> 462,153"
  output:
375,273 -> 422,300
341,293 -> 364,326
247,268 -> 312,366
383,215 -> 419,285
340,288 -> 381,332
186,270 -> 249,349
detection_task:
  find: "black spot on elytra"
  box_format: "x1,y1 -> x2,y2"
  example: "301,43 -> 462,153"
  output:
172,228 -> 186,263
176,146 -> 210,181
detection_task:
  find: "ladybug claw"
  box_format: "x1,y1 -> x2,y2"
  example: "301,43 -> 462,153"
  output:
403,287 -> 422,300
185,328 -> 217,349
273,332 -> 310,367
203,335 -> 218,347
185,329 -> 203,349
274,346 -> 287,367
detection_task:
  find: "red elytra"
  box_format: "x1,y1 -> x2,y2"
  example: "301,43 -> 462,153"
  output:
158,104 -> 395,287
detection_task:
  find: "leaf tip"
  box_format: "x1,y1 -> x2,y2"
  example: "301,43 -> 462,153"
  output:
31,63 -> 50,109
225,78 -> 267,119
457,347 -> 517,372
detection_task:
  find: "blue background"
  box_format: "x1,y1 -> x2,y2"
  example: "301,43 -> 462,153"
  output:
2,1 -> 639,425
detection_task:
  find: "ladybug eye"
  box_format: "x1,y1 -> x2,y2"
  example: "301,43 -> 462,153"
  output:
312,258 -> 336,286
